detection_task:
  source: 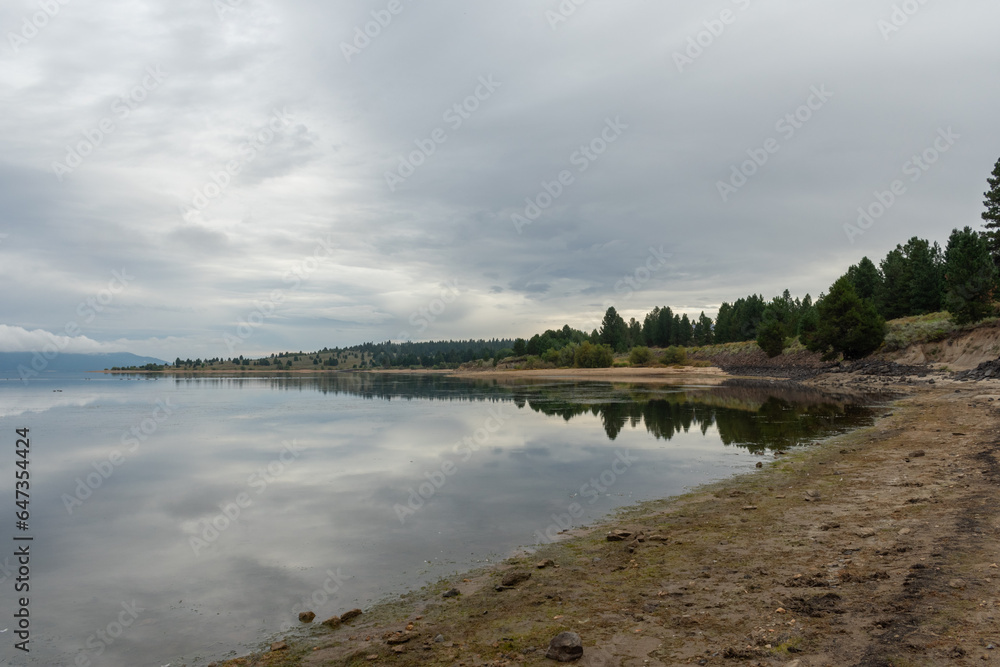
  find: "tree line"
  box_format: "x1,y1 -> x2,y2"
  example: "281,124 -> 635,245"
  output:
509,156 -> 1000,365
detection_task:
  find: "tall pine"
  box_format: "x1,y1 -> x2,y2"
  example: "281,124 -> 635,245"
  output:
943,227 -> 998,324
983,157 -> 1000,265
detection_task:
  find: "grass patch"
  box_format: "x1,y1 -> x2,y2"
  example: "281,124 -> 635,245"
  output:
881,312 -> 957,352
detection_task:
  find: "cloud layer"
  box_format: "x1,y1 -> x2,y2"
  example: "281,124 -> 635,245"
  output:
2,0 -> 998,359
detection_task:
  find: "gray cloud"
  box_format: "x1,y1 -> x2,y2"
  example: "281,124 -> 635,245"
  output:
1,0 -> 998,358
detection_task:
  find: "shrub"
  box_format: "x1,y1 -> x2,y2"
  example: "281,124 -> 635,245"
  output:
541,348 -> 561,364
661,346 -> 687,365
629,346 -> 653,366
557,343 -> 578,367
574,341 -> 614,368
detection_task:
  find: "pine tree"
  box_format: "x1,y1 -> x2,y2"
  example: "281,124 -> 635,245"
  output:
642,307 -> 660,346
714,302 -> 733,343
599,307 -> 629,353
756,318 -> 785,358
513,338 -> 527,356
656,307 -> 674,346
797,302 -> 819,348
677,314 -> 693,346
627,318 -> 642,348
698,312 -> 714,345
846,257 -> 882,302
903,237 -> 944,314
982,157 -> 1000,264
807,277 -> 885,361
943,226 -> 998,324
876,248 -> 912,320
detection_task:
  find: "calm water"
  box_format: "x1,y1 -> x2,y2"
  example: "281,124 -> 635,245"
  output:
0,373 -> 880,667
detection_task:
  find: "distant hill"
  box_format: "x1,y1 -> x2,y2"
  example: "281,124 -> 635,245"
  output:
0,352 -> 167,373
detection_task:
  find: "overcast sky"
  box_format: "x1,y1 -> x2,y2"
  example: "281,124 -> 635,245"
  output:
1,0 -> 998,360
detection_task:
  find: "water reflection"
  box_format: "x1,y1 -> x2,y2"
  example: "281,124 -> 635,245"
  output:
0,373 -> 883,667
154,373 -> 879,452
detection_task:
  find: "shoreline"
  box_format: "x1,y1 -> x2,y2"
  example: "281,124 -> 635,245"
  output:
213,370 -> 1000,667
96,365 -> 730,384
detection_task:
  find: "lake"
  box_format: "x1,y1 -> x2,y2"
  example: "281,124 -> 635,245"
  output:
0,372 -> 881,667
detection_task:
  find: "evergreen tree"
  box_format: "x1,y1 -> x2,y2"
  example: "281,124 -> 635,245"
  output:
807,277 -> 885,360
846,257 -> 882,302
903,237 -> 944,314
628,317 -> 642,348
656,307 -> 674,346
729,295 -> 766,341
512,338 -> 527,356
697,312 -> 714,345
982,157 -> 1000,265
876,248 -> 912,320
692,318 -> 705,346
756,318 -> 786,358
676,314 -> 693,346
943,226 -> 998,324
526,334 -> 543,356
599,307 -> 629,353
797,300 -> 819,348
642,307 -> 660,346
714,302 -> 734,343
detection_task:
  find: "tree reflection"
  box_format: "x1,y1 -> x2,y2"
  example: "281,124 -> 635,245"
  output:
159,373 -> 882,452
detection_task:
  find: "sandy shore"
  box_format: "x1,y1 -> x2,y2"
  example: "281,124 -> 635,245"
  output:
450,366 -> 730,384
216,372 -> 1000,667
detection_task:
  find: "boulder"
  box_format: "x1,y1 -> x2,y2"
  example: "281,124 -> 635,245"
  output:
546,631 -> 583,662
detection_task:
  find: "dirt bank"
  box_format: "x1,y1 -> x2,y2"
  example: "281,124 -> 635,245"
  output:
217,373 -> 1000,667
884,320 -> 1000,371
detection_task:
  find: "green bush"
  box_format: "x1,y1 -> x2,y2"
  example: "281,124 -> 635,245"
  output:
628,346 -> 653,366
541,348 -> 561,364
661,346 -> 687,365
574,341 -> 614,368
557,344 -> 578,367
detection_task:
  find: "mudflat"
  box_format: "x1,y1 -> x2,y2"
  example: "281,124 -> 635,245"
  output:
218,373 -> 1000,667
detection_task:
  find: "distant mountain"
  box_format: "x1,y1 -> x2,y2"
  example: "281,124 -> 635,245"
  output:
0,352 -> 167,373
